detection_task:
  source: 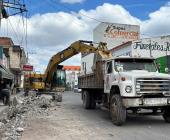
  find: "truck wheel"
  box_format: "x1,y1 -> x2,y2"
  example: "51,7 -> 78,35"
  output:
110,94 -> 126,126
90,93 -> 96,109
163,108 -> 170,123
82,90 -> 91,109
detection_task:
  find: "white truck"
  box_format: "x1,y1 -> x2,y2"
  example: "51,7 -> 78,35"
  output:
78,55 -> 170,126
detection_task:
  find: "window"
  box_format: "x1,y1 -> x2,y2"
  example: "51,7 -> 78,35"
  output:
107,61 -> 112,73
115,58 -> 157,72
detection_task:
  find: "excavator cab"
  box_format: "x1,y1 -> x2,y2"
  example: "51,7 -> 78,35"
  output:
51,65 -> 66,92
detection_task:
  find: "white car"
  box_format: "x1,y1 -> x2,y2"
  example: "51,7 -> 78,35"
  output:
74,85 -> 82,93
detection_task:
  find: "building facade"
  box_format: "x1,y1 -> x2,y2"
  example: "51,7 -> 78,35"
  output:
0,37 -> 27,88
63,66 -> 81,90
110,35 -> 170,59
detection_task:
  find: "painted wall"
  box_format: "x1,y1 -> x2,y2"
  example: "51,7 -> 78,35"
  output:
66,70 -> 80,90
132,35 -> 170,58
112,45 -> 132,57
81,53 -> 95,75
93,22 -> 140,50
9,47 -> 21,69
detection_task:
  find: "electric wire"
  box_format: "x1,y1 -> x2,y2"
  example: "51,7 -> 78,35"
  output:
7,17 -> 20,44
50,0 -> 103,23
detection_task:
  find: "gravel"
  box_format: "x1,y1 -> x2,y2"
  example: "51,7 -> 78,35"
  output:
0,93 -> 57,140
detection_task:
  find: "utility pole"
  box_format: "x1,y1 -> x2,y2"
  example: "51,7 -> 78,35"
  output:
0,0 -> 3,26
0,0 -> 27,19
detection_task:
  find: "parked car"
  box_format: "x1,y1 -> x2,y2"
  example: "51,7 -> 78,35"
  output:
74,85 -> 81,93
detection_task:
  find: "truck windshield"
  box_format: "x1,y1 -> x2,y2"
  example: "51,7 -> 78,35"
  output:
115,59 -> 157,72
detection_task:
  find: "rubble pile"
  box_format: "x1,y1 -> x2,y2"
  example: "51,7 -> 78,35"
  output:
0,94 -> 55,140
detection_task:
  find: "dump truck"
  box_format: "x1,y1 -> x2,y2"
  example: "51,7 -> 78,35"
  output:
0,64 -> 14,105
79,54 -> 170,126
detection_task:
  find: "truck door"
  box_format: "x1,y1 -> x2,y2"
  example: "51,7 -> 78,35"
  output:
104,61 -> 113,93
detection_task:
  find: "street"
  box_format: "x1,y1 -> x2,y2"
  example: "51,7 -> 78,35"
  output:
20,91 -> 170,140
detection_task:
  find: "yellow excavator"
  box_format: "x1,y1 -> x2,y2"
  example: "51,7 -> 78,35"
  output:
23,72 -> 45,95
24,40 -> 111,101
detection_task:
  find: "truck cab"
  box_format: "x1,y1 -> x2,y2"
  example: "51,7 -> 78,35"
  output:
106,56 -> 170,124
105,56 -> 170,98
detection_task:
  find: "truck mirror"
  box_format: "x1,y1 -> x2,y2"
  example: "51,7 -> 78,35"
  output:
165,67 -> 169,73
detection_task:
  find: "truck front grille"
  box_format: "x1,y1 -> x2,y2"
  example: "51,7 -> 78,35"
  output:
136,78 -> 170,95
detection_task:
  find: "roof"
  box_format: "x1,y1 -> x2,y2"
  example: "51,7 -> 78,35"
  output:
63,66 -> 81,71
110,41 -> 132,52
0,37 -> 14,47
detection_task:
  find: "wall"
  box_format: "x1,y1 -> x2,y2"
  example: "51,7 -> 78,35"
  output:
93,22 -> 140,50
9,47 -> 21,69
81,53 -> 95,75
132,35 -> 170,58
112,44 -> 132,57
66,70 -> 80,90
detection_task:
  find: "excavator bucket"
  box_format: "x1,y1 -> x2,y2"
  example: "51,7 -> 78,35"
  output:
96,42 -> 113,59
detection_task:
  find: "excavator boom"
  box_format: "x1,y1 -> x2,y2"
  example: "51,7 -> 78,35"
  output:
44,40 -> 112,83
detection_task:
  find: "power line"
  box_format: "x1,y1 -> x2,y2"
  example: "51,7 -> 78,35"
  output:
7,17 -> 20,44
46,0 -> 88,28
50,0 -> 103,23
25,11 -> 28,52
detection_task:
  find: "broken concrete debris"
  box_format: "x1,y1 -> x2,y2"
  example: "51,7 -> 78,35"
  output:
0,94 -> 57,140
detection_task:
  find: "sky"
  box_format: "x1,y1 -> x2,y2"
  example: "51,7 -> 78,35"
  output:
1,0 -> 170,72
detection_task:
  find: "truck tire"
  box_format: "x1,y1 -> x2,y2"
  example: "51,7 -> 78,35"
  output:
162,108 -> 170,123
2,89 -> 11,106
82,90 -> 91,109
90,93 -> 96,109
110,94 -> 126,126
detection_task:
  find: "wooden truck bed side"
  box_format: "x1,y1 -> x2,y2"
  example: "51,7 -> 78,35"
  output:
78,61 -> 104,89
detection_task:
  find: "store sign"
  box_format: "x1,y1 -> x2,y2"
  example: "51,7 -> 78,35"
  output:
23,65 -> 33,71
104,24 -> 139,40
134,42 -> 170,51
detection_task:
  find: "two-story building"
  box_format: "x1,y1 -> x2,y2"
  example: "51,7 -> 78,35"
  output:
0,37 -> 27,87
63,66 -> 81,90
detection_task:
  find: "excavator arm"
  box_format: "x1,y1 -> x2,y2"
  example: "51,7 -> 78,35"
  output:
44,40 -> 112,83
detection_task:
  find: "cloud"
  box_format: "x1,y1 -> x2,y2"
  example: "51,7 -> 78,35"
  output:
1,2 -> 170,72
60,0 -> 85,4
141,2 -> 170,37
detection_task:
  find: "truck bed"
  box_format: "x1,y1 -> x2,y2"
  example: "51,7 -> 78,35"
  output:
78,61 -> 104,89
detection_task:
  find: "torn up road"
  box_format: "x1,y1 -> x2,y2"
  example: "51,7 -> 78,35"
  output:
1,91 -> 170,140
0,93 -> 55,140
22,91 -> 170,140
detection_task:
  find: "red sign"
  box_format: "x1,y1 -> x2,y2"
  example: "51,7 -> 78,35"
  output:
23,65 -> 33,71
24,74 -> 30,78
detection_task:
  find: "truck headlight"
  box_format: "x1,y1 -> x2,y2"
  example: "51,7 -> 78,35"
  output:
125,86 -> 132,93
